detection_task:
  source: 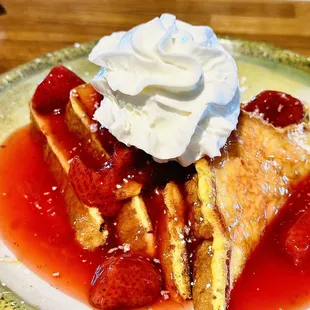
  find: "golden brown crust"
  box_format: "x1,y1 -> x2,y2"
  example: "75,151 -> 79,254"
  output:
115,196 -> 156,257
66,97 -> 109,162
185,174 -> 213,239
193,240 -> 214,310
114,182 -> 142,201
192,111 -> 310,310
159,182 -> 191,302
212,111 -> 310,286
195,159 -> 230,310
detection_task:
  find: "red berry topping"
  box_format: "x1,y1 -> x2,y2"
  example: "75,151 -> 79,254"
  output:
285,208 -> 310,266
68,156 -> 121,217
242,90 -> 305,128
32,65 -> 85,114
89,253 -> 162,309
68,144 -> 144,216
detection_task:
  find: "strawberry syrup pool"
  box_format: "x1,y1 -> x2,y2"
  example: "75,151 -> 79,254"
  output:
1,126 -> 310,310
0,87 -> 310,309
0,125 -> 188,309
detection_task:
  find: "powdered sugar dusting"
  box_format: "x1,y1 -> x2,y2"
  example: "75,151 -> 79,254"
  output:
290,124 -> 310,153
107,243 -> 131,254
160,290 -> 170,300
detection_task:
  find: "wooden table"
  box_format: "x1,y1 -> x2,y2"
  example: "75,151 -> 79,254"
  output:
1,0 -> 310,74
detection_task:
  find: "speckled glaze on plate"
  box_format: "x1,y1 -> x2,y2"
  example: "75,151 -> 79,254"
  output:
0,39 -> 310,310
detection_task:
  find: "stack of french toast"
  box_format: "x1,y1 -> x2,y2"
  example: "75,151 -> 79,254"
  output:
30,66 -> 310,310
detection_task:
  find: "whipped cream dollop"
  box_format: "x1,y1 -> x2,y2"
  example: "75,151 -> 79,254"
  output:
89,14 -> 240,167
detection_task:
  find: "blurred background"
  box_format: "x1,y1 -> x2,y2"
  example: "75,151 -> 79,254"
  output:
0,0 -> 309,74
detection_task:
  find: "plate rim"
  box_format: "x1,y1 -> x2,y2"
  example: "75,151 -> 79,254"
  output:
0,38 -> 309,93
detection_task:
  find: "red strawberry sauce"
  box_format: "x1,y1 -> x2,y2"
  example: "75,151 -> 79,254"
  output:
242,90 -> 305,128
0,125 -> 190,309
0,82 -> 309,309
0,125 -> 106,302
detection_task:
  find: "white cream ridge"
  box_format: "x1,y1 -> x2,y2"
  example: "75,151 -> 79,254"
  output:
89,13 -> 240,166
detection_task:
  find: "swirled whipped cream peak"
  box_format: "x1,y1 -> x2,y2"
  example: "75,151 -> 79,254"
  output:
89,13 -> 240,167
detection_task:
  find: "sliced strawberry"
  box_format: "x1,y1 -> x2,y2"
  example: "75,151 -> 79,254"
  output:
69,138 -> 192,216
285,208 -> 310,266
32,65 -> 85,114
68,156 -> 121,217
68,146 -> 142,216
75,84 -> 103,118
242,90 -> 305,128
89,253 -> 162,309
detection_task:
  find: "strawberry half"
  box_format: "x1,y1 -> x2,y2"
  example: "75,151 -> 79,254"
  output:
68,156 -> 121,217
242,90 -> 305,128
68,145 -> 142,217
90,253 -> 162,309
285,208 -> 310,266
32,65 -> 85,114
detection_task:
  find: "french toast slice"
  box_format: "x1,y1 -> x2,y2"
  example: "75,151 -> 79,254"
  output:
193,159 -> 230,310
30,105 -> 108,250
31,83 -> 156,256
115,196 -> 156,257
192,240 -> 214,310
191,111 -> 310,309
67,84 -> 156,255
158,182 -> 191,302
68,84 -> 143,199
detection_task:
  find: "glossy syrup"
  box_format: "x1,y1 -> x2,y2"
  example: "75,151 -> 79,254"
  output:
1,87 -> 310,309
2,127 -> 310,309
0,125 -> 106,302
229,175 -> 310,310
0,125 -> 190,309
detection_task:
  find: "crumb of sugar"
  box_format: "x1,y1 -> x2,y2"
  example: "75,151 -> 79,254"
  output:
108,247 -> 118,254
123,243 -> 131,252
160,290 -> 170,300
108,243 -> 131,254
90,123 -> 98,133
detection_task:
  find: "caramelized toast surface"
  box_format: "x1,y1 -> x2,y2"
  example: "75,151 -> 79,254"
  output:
160,182 -> 191,301
115,196 -> 156,257
192,111 -> 310,309
214,112 -> 310,286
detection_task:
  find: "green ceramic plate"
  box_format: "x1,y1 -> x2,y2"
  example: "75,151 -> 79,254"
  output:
0,39 -> 310,310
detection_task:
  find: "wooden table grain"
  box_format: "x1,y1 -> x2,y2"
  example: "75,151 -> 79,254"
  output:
0,0 -> 310,74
